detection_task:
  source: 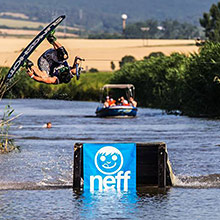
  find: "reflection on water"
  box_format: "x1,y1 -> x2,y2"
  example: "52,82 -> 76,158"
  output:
78,191 -> 140,219
1,188 -> 219,220
0,99 -> 220,219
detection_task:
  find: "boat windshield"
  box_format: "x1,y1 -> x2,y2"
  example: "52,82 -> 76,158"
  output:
99,84 -> 135,106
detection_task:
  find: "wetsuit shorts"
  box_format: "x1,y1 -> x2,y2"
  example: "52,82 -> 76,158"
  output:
38,48 -> 61,76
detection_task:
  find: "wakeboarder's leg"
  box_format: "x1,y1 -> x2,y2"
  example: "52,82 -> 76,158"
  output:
47,31 -> 68,59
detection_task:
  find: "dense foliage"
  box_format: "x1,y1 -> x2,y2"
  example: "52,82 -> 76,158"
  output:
110,53 -> 187,110
181,42 -> 220,116
0,68 -> 20,153
88,19 -> 201,39
200,2 -> 220,42
110,42 -> 220,117
4,70 -> 113,101
123,19 -> 200,39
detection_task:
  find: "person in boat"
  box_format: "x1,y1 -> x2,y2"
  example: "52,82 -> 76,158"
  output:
129,96 -> 137,107
116,98 -> 121,105
103,96 -> 116,107
109,98 -> 116,107
24,31 -> 82,84
104,96 -> 110,108
120,96 -> 129,106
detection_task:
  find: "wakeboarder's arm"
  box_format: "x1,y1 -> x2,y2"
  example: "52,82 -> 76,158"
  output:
28,71 -> 58,84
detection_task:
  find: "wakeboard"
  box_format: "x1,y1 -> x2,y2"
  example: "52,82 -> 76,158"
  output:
74,57 -> 85,80
6,15 -> 65,80
76,63 -> 83,80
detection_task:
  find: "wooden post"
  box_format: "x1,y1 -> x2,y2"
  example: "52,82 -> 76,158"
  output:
136,143 -> 158,186
157,144 -> 167,187
73,143 -> 83,191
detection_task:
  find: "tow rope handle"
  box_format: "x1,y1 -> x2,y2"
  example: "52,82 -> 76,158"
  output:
74,57 -> 85,80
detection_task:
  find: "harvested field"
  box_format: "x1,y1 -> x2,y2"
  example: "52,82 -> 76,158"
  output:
0,29 -> 77,37
0,18 -> 79,31
0,18 -> 46,29
0,38 -> 199,71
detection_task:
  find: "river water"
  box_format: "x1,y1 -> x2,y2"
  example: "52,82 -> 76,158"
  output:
0,99 -> 219,219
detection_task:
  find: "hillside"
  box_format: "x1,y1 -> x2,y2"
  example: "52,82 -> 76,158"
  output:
0,0 -> 218,31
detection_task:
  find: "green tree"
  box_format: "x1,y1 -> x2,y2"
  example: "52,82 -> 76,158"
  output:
111,53 -> 187,109
182,42 -> 220,116
89,68 -> 99,73
119,55 -> 136,68
122,19 -> 200,39
144,52 -> 165,60
161,20 -> 199,39
124,19 -> 159,39
200,2 -> 220,41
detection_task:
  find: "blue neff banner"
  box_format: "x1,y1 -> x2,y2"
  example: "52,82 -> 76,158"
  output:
83,143 -> 136,192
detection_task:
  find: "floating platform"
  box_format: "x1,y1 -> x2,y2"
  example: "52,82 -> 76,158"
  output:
73,142 -> 175,191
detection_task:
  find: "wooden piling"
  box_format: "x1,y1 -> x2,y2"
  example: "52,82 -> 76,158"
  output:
73,143 -> 83,191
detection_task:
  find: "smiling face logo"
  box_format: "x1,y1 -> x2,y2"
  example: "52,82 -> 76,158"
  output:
95,146 -> 123,175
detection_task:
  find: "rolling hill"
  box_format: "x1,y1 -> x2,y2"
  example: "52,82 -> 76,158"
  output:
0,0 -> 218,31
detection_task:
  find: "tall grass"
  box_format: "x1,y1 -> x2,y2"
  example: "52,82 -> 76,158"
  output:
0,69 -> 20,153
0,105 -> 21,153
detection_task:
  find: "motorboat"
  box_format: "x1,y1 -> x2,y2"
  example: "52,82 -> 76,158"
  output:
95,84 -> 138,117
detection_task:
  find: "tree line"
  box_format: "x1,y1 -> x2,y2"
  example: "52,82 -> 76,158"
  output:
88,19 -> 201,39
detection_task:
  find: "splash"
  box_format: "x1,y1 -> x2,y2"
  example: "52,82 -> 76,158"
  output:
174,174 -> 220,188
0,181 -> 72,190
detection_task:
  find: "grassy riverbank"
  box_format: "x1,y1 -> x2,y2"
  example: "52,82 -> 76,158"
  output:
4,68 -> 113,101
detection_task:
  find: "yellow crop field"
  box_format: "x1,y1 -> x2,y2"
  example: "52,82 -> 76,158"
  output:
0,18 -> 79,31
0,29 -> 78,37
0,18 -> 46,29
0,37 -> 199,71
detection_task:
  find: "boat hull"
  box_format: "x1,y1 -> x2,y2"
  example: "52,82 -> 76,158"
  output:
96,106 -> 137,117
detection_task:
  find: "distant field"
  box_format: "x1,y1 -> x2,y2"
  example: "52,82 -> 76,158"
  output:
0,38 -> 199,71
0,18 -> 79,30
0,12 -> 29,19
0,29 -> 78,37
0,18 -> 46,29
0,18 -> 79,38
